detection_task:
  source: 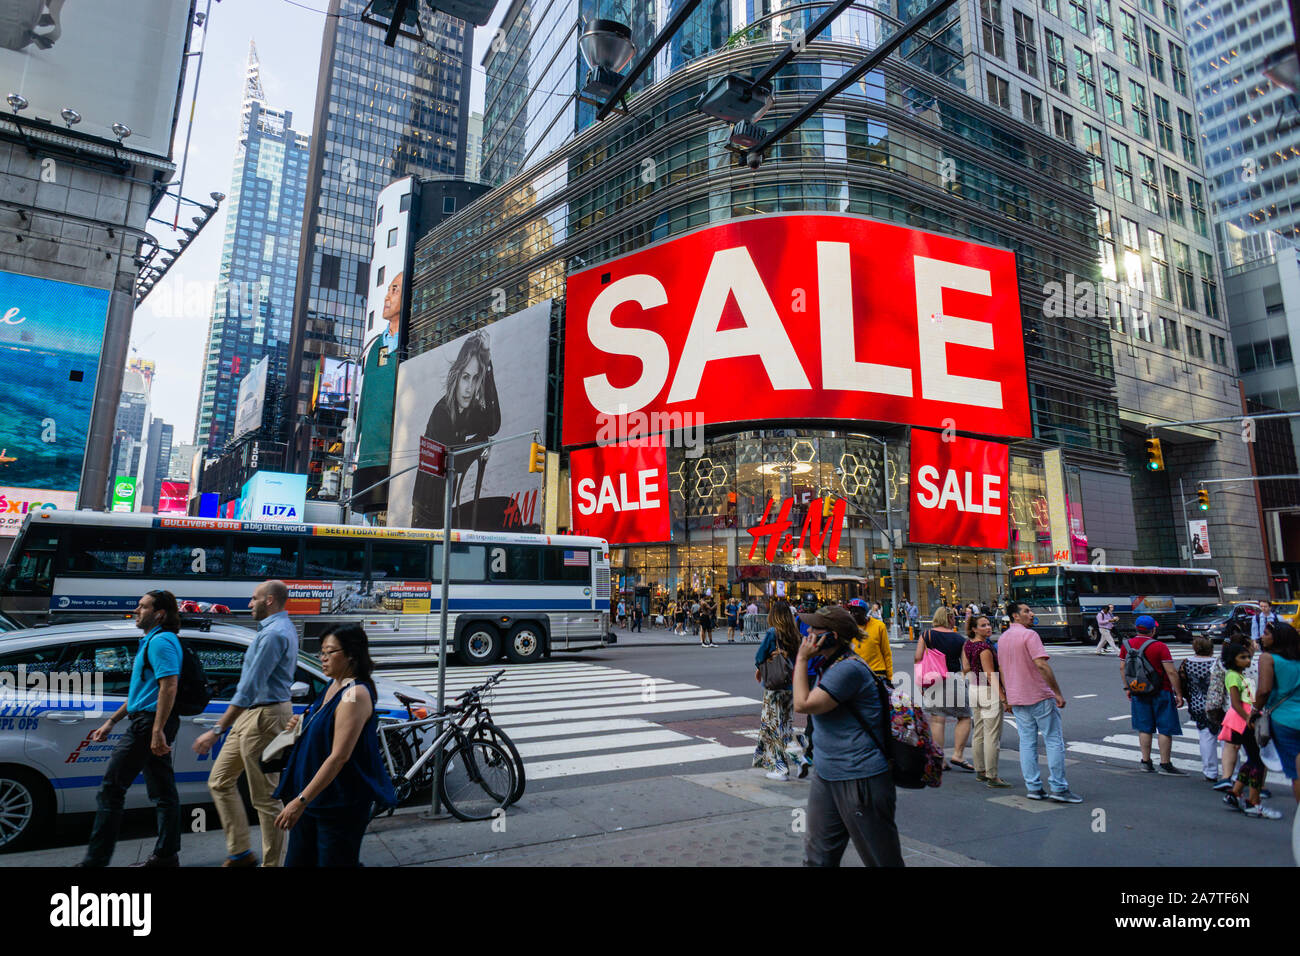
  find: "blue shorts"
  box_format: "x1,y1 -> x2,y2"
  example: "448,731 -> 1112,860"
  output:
1270,720 -> 1300,781
1131,690 -> 1181,737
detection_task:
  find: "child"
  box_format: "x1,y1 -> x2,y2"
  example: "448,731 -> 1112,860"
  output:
1221,642 -> 1282,819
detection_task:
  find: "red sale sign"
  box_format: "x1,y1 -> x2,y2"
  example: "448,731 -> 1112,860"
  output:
908,428 -> 1010,550
562,213 -> 1028,447
568,444 -> 670,544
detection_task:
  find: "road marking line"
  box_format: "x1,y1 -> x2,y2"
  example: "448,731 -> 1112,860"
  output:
514,729 -> 690,758
1102,734 -> 1203,756
496,695 -> 762,725
1074,694 -> 1097,699
1066,742 -> 1203,772
504,718 -> 655,740
1107,714 -> 1130,721
527,741 -> 755,780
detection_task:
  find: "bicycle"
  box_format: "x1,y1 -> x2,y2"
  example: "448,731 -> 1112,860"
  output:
377,696 -> 516,822
379,670 -> 525,817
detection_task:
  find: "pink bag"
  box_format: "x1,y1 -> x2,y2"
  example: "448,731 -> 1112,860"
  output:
1217,706 -> 1249,742
918,647 -> 947,689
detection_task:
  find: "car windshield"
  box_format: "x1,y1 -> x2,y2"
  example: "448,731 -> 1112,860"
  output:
1273,603 -> 1298,615
1188,605 -> 1228,619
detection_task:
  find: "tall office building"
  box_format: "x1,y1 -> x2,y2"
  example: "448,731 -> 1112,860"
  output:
1183,0 -> 1299,267
107,368 -> 151,508
285,0 -> 474,494
957,0 -> 1268,589
140,418 -> 175,513
194,42 -> 311,454
465,111 -> 484,183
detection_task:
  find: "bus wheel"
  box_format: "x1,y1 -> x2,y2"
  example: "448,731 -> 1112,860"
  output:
0,766 -> 52,854
505,623 -> 545,664
458,623 -> 502,666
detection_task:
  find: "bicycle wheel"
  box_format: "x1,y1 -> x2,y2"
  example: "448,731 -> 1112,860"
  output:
438,738 -> 516,822
381,727 -> 428,806
474,719 -> 526,805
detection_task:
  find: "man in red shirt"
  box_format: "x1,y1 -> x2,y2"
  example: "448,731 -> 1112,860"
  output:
1119,615 -> 1185,774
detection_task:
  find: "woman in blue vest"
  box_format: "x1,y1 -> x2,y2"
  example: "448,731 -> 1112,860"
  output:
274,624 -> 396,866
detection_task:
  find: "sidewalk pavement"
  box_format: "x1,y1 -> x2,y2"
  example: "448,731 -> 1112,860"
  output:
4,769 -> 985,868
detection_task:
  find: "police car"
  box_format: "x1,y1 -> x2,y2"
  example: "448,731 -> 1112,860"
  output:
0,620 -> 431,852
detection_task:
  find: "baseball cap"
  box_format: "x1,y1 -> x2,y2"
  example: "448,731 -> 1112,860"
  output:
1135,614 -> 1157,632
798,605 -> 859,644
846,598 -> 868,608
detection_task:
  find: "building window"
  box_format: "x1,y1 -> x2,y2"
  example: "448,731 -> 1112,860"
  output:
375,206 -> 383,225
1045,30 -> 1069,93
1160,317 -> 1181,350
1173,240 -> 1195,309
1052,106 -> 1075,142
1110,139 -> 1134,201
981,0 -> 1006,58
1144,26 -> 1165,83
1103,64 -> 1125,126
1163,165 -> 1184,223
1098,208 -> 1117,280
387,227 -> 398,248
400,192 -> 412,211
1187,178 -> 1208,237
1162,0 -> 1179,29
376,264 -> 385,287
1209,334 -> 1226,366
1014,10 -> 1038,76
1093,0 -> 1115,51
442,196 -> 457,214
1129,80 -> 1150,139
1168,41 -> 1188,96
1068,0 -> 1089,33
1140,0 -> 1154,14
1041,0 -> 1059,15
1237,343 -> 1258,372
1022,90 -> 1045,126
1074,47 -> 1098,111
1083,124 -> 1106,189
1120,217 -> 1140,252
1177,109 -> 1197,163
320,253 -> 340,290
1153,95 -> 1174,151
1198,250 -> 1219,319
1186,326 -> 1205,359
987,72 -> 1011,110
1148,229 -> 1170,300
1121,10 -> 1141,66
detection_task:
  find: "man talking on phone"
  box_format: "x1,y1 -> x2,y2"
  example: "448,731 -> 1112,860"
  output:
793,605 -> 903,867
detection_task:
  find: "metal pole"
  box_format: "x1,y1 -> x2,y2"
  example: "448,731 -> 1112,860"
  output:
432,450 -> 454,815
883,440 -> 897,640
1179,477 -> 1192,569
173,0 -> 213,229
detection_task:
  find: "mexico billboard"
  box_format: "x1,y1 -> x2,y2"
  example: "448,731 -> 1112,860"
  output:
388,301 -> 549,532
0,270 -> 110,508
0,0 -> 193,157
562,213 -> 1029,447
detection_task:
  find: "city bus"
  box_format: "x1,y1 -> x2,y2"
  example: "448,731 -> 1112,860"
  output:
0,511 -> 613,665
1008,563 -> 1223,643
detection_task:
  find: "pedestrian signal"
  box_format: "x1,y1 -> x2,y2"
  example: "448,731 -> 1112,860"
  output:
1144,437 -> 1164,471
1197,488 -> 1209,511
528,442 -> 546,474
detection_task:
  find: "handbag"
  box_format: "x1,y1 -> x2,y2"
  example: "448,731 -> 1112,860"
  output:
918,632 -> 948,689
259,707 -> 307,774
760,649 -> 793,690
1255,683 -> 1300,749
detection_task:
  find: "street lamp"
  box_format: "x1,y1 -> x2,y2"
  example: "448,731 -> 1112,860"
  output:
6,93 -> 28,114
579,19 -> 637,109
696,74 -> 774,164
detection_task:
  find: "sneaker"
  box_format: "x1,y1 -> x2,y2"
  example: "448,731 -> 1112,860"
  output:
1222,793 -> 1242,811
765,770 -> 790,780
986,778 -> 1013,789
798,761 -> 810,779
1212,778 -> 1234,791
1025,789 -> 1047,800
222,852 -> 258,868
1139,759 -> 1156,773
1048,789 -> 1084,803
975,772 -> 988,782
1158,763 -> 1187,775
1242,803 -> 1283,820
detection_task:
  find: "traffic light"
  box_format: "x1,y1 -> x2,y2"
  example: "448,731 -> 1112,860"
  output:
1144,437 -> 1164,471
528,441 -> 546,473
822,496 -> 834,518
1197,488 -> 1210,511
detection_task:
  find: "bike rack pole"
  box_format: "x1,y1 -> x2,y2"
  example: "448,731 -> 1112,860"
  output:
432,451 -> 454,815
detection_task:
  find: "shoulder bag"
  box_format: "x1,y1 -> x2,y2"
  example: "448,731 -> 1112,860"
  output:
917,630 -> 948,689
760,646 -> 793,690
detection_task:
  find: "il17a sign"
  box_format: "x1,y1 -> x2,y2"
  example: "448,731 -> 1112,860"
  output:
908,429 -> 1009,550
563,214 -> 1029,447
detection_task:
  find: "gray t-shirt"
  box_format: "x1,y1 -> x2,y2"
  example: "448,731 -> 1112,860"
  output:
812,656 -> 890,781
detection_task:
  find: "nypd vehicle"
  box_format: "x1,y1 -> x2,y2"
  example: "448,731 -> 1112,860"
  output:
0,620 -> 431,852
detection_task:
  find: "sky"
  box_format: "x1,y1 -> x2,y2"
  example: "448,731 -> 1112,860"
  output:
131,0 -> 504,447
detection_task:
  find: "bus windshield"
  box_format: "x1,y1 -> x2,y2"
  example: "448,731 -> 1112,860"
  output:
1010,569 -> 1059,605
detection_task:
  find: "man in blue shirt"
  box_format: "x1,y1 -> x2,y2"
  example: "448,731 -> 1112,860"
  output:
194,579 -> 299,867
80,590 -> 184,867
793,605 -> 903,867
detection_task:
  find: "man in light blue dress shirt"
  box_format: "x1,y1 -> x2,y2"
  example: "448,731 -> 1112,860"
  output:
193,579 -> 298,866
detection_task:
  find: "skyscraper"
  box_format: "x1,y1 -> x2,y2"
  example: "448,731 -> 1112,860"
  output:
194,41 -> 311,454
285,0 -> 474,494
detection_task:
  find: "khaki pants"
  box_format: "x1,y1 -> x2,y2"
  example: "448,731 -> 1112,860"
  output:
968,678 -> 1004,778
209,702 -> 292,866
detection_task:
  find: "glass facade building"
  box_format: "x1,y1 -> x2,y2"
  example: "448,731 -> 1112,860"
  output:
286,0 -> 474,494
408,40 -> 1139,613
195,43 -> 310,454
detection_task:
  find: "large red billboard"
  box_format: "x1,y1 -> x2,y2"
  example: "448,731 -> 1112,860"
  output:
158,480 -> 189,515
568,444 -> 670,544
908,428 -> 1010,550
562,214 -> 1029,447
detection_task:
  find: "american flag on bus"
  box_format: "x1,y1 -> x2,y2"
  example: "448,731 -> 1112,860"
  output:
563,550 -> 589,567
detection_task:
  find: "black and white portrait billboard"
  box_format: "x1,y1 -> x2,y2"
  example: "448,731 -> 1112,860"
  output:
388,301 -> 549,532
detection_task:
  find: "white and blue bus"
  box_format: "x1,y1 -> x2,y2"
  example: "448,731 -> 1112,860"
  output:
1008,563 -> 1223,643
0,511 -> 613,665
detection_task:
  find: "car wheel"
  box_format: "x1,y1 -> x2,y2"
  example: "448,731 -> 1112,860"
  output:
0,766 -> 52,854
458,623 -> 502,666
504,622 -> 545,664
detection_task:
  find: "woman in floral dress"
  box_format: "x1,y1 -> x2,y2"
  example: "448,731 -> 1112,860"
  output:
752,602 -> 809,779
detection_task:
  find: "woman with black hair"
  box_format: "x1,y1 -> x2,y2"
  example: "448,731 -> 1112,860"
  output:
1256,621 -> 1300,805
274,625 -> 397,865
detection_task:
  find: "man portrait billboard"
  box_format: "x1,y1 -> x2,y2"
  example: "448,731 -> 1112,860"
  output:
388,301 -> 549,532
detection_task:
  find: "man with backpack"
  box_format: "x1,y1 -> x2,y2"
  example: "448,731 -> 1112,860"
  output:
793,605 -> 904,867
194,579 -> 299,866
79,589 -> 187,867
1119,615 -> 1186,775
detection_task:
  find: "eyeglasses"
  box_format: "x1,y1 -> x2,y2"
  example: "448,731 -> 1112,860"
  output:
318,648 -> 344,660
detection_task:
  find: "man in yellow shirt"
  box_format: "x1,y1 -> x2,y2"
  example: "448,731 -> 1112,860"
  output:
847,598 -> 892,678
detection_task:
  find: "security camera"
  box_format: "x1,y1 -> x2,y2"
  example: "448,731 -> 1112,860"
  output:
746,151 -> 762,171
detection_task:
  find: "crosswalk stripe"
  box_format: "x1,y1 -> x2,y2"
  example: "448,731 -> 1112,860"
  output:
514,729 -> 691,758
527,742 -> 756,780
395,683 -> 708,706
505,718 -> 655,740
1066,742 -> 1204,773
1102,734 -> 1203,756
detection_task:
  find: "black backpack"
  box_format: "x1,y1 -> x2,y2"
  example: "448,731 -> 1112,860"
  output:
1123,638 -> 1164,697
174,639 -> 212,716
